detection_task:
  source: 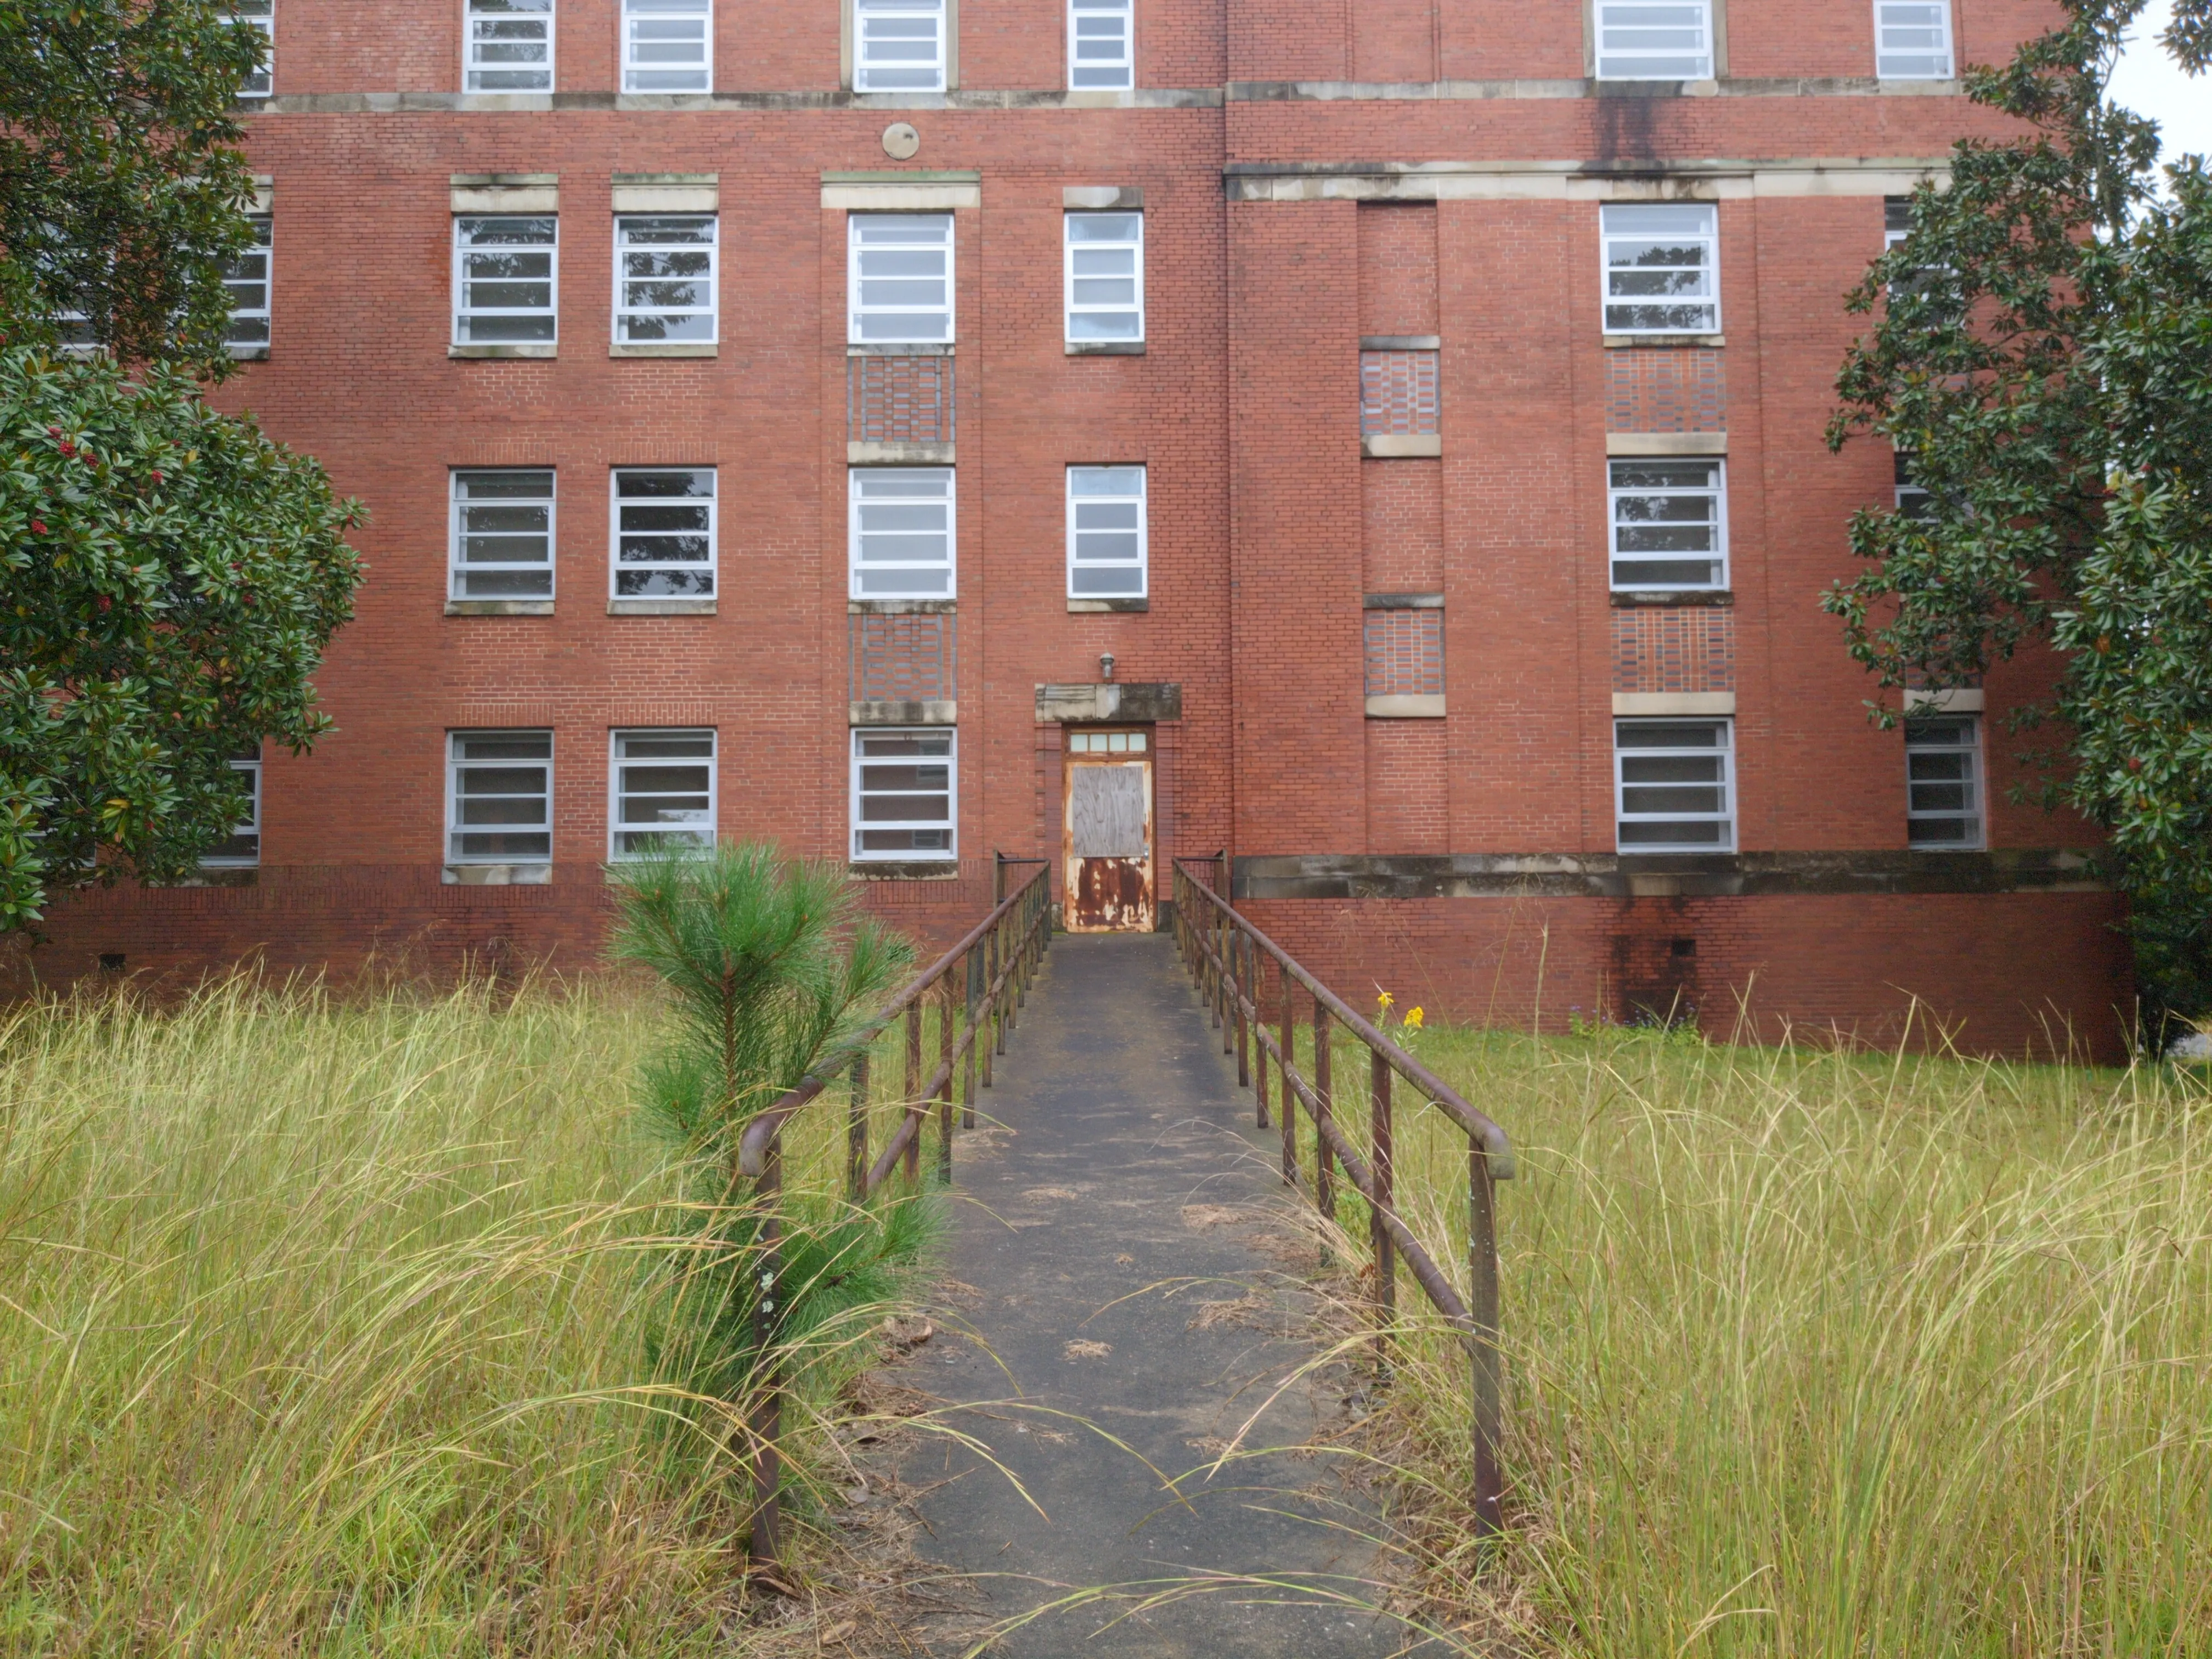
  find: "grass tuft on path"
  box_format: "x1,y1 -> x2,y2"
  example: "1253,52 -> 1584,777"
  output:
1303,1023 -> 2212,1656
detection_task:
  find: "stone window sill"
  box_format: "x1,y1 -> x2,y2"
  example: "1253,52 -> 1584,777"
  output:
1362,433 -> 1441,458
1602,333 -> 1725,349
444,863 -> 552,885
1066,340 -> 1144,356
1360,334 -> 1438,350
227,345 -> 270,362
850,859 -> 962,881
608,597 -> 716,616
450,343 -> 557,359
849,597 -> 956,615
1611,589 -> 1734,607
447,599 -> 555,616
847,342 -> 953,357
851,698 -> 957,725
611,341 -> 717,358
1068,596 -> 1148,613
1365,694 -> 1446,719
849,440 -> 954,464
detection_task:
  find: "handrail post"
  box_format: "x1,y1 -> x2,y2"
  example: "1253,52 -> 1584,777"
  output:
936,974 -> 956,1180
846,1052 -> 870,1201
990,913 -> 1007,1063
903,1000 -> 922,1186
748,1130 -> 785,1562
994,850 -> 1006,905
1470,1143 -> 1503,1536
1252,951 -> 1271,1129
962,944 -> 982,1131
1313,997 -> 1335,1244
1233,928 -> 1251,1088
1218,911 -> 1234,1054
1279,969 -> 1296,1187
1370,1048 -> 1395,1345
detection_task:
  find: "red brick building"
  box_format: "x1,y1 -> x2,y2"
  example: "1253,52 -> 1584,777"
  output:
17,0 -> 2134,1057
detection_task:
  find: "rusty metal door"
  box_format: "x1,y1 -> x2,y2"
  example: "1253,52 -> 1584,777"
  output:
1063,731 -> 1154,932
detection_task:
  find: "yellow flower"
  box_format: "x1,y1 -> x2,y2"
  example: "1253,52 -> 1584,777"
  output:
1403,1007 -> 1425,1030
1376,988 -> 1395,1012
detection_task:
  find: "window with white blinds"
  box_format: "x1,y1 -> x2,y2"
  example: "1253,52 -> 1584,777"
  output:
610,730 -> 716,857
466,0 -> 554,92
448,731 -> 552,864
1594,1 -> 1712,80
451,469 -> 556,600
1616,719 -> 1734,851
1069,0 -> 1133,88
1906,716 -> 1982,847
849,213 -> 952,343
623,0 -> 710,92
850,468 -> 955,598
454,216 -> 557,343
1065,212 -> 1142,342
611,467 -> 715,597
222,2 -> 273,97
224,215 -> 272,351
1067,466 -> 1146,597
1601,202 -> 1719,334
1609,457 -> 1726,590
614,214 -> 716,342
852,729 -> 955,860
1875,1 -> 1953,78
855,0 -> 946,91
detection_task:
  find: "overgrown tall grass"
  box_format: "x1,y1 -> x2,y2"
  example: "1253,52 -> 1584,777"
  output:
1309,1023 -> 2212,1655
0,976 -> 902,1657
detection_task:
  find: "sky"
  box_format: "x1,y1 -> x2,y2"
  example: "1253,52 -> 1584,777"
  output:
2107,0 -> 2212,165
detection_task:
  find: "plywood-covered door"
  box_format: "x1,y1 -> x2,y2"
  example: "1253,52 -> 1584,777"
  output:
1063,729 -> 1154,932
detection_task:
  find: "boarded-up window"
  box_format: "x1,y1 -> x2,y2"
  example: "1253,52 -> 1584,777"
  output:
1364,609 -> 1444,698
1068,764 -> 1146,859
1359,350 -> 1438,437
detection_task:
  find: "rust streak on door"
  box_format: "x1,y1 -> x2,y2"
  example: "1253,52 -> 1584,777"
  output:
1063,732 -> 1154,932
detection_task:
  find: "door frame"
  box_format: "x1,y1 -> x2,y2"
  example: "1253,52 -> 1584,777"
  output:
1061,725 -> 1156,933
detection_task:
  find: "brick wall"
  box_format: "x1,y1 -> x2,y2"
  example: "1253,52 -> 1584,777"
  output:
20,0 -> 2121,1063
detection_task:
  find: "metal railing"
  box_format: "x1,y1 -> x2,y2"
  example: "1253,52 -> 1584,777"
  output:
1171,855 -> 1514,1534
734,854 -> 1053,1561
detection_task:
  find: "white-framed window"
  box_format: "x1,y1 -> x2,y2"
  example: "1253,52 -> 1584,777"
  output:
1616,718 -> 1734,852
1875,0 -> 1953,77
849,468 -> 953,598
447,730 -> 552,864
1065,212 -> 1142,342
611,467 -> 715,597
848,213 -> 952,343
1601,202 -> 1719,335
623,0 -> 710,92
1069,0 -> 1132,88
614,214 -> 717,343
1609,456 -> 1726,590
1068,465 -> 1146,597
1893,450 -> 1934,521
201,754 -> 262,867
855,0 -> 946,91
222,1 -> 274,98
223,214 -> 272,349
453,216 -> 557,344
1594,0 -> 1712,80
450,469 -> 555,600
851,728 -> 955,861
1905,715 -> 1982,848
466,0 -> 554,92
610,729 -> 716,858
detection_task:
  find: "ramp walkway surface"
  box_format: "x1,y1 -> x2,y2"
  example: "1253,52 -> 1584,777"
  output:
885,931 -> 1420,1656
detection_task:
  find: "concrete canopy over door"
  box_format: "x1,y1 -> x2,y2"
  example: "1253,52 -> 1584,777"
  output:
1063,727 -> 1155,932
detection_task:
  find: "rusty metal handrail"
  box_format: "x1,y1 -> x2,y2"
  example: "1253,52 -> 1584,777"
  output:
738,855 -> 1053,1562
1171,855 -> 1510,1536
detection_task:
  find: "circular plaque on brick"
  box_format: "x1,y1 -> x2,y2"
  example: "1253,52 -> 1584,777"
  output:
882,122 -> 920,160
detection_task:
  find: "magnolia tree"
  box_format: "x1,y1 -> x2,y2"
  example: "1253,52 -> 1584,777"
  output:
1830,0 -> 2212,1033
0,0 -> 362,930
